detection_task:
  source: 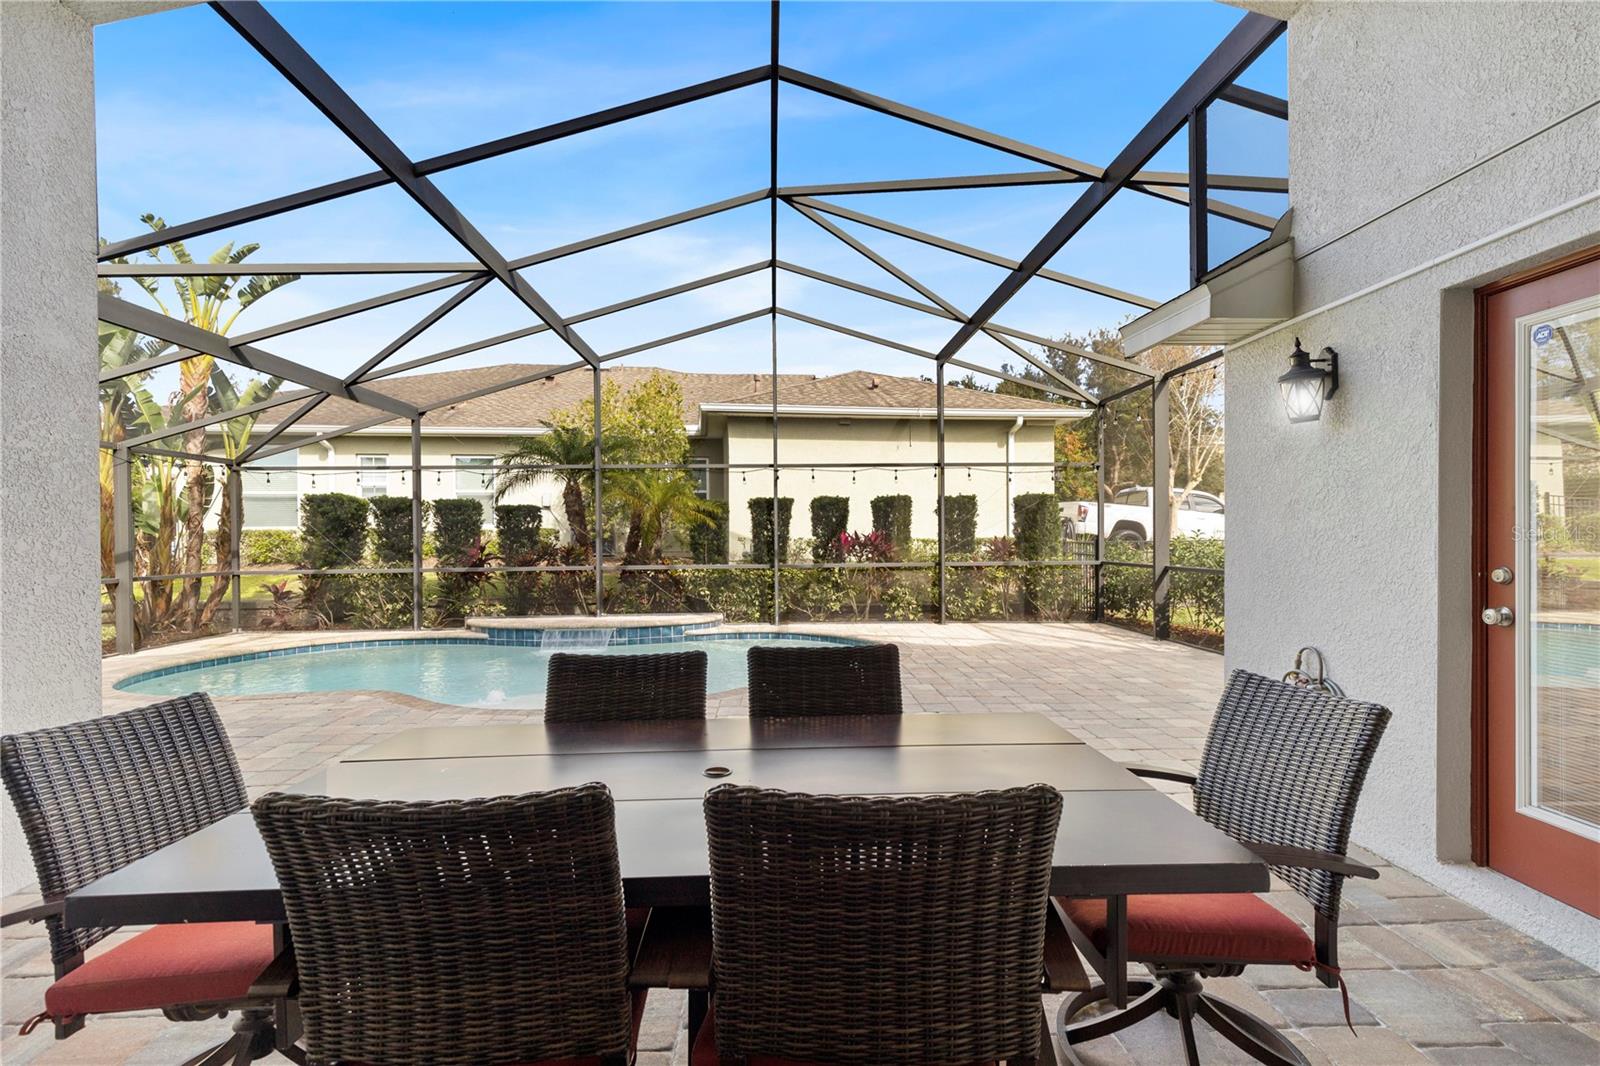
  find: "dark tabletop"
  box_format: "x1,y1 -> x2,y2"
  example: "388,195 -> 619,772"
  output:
65,713 -> 1266,927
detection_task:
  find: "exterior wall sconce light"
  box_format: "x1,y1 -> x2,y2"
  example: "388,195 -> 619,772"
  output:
1277,337 -> 1340,423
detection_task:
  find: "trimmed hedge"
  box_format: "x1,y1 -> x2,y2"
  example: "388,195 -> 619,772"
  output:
432,498 -> 484,565
1013,493 -> 1062,560
495,505 -> 543,563
940,494 -> 977,554
496,504 -> 544,616
1014,492 -> 1065,618
810,496 -> 850,561
300,493 -> 368,621
690,500 -> 729,564
748,497 -> 793,564
870,494 -> 912,553
368,496 -> 417,566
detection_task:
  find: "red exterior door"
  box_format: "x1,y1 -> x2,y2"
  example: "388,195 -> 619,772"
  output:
1477,250 -> 1600,917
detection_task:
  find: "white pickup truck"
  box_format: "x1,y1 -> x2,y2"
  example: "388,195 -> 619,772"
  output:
1063,485 -> 1225,546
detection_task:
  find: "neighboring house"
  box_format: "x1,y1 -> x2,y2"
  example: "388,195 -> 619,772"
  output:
232,363 -> 1083,555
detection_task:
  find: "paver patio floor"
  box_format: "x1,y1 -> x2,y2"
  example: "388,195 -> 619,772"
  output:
4,622 -> 1597,1064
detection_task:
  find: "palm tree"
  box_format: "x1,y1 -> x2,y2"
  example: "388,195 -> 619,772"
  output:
111,216 -> 298,620
493,424 -> 635,553
611,471 -> 720,563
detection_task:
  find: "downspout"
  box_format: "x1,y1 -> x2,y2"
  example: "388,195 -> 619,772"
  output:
1005,416 -> 1023,532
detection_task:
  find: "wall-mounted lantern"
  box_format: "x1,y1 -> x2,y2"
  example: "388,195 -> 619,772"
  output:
1277,337 -> 1340,423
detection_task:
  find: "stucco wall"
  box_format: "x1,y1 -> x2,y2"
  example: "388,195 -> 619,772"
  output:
0,1 -> 102,892
1226,1 -> 1600,965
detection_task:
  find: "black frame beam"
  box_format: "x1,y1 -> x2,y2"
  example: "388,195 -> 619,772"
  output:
935,12 -> 1286,364
212,0 -> 604,368
97,293 -> 417,418
98,64 -> 773,262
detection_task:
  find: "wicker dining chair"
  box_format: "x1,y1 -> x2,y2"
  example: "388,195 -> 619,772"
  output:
251,784 -> 647,1066
696,783 -> 1067,1065
0,693 -> 291,1065
745,642 -> 901,718
1055,670 -> 1391,1066
546,650 -> 708,723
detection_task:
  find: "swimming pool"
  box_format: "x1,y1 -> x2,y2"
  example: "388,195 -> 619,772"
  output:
114,635 -> 858,709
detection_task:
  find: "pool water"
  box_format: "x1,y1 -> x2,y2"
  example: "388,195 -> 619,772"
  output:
1535,628 -> 1600,686
116,638 -> 850,709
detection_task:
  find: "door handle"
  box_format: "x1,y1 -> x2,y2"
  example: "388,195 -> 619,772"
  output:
1481,606 -> 1514,627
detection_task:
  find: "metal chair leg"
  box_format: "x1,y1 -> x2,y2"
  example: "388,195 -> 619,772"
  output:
1195,994 -> 1309,1066
1173,989 -> 1202,1066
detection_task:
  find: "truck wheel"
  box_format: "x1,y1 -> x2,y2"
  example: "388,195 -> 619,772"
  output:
1110,524 -> 1145,547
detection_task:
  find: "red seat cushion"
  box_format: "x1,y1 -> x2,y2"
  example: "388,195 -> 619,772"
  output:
691,1005 -> 997,1066
1058,893 -> 1314,965
44,921 -> 276,1020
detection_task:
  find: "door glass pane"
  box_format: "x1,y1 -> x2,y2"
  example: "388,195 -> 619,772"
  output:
1524,298 -> 1600,830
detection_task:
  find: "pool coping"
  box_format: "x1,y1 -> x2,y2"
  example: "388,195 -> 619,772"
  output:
105,622 -> 867,704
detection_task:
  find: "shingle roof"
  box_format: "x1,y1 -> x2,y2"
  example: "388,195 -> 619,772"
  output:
258,363 -> 1076,432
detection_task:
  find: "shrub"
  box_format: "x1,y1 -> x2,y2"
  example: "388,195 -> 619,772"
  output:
683,567 -> 772,622
1101,540 -> 1154,625
432,498 -> 484,563
748,497 -> 793,564
939,494 -> 977,554
300,493 -> 369,622
368,496 -> 418,565
1569,511 -> 1600,553
810,496 -> 850,561
690,501 -> 729,563
353,496 -> 420,630
431,498 -> 490,623
870,494 -> 912,555
1012,493 -> 1062,560
496,504 -> 543,615
241,529 -> 301,566
1014,492 -> 1067,618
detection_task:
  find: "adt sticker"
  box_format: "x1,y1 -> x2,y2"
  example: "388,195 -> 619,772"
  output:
1533,324 -> 1554,345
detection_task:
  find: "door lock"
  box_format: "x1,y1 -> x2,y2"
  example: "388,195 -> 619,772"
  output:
1481,606 -> 1514,627
1490,566 -> 1514,585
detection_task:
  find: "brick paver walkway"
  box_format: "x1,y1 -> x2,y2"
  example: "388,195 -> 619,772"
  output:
3,622 -> 1596,1064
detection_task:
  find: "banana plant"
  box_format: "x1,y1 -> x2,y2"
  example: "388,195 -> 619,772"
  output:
111,216 -> 298,623
194,370 -> 286,626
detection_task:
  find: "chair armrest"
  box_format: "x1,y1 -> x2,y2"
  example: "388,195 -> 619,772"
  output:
1042,900 -> 1089,993
1122,763 -> 1197,785
629,906 -> 711,991
1243,842 -> 1380,880
248,944 -> 298,999
1,899 -> 63,928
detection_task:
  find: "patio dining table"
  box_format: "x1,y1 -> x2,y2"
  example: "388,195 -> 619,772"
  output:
63,712 -> 1266,1009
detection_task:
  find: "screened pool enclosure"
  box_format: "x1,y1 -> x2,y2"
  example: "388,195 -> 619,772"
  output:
97,1 -> 1286,653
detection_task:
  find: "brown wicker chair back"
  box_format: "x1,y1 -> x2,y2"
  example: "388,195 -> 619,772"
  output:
704,784 -> 1062,1064
1194,670 -> 1391,922
745,642 -> 901,718
545,649 -> 707,722
0,692 -> 246,967
251,785 -> 632,1066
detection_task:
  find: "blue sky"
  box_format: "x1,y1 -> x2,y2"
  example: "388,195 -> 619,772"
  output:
96,1 -> 1286,400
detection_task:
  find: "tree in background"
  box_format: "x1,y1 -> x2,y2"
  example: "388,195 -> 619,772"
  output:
103,217 -> 298,626
1140,345 -> 1225,537
493,423 -> 605,553
986,328 -> 1221,506
552,371 -> 690,559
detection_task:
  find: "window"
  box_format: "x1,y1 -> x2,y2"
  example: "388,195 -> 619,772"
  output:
689,457 -> 710,500
1186,492 -> 1224,515
241,448 -> 299,529
454,455 -> 495,525
1115,488 -> 1149,506
358,455 -> 389,498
